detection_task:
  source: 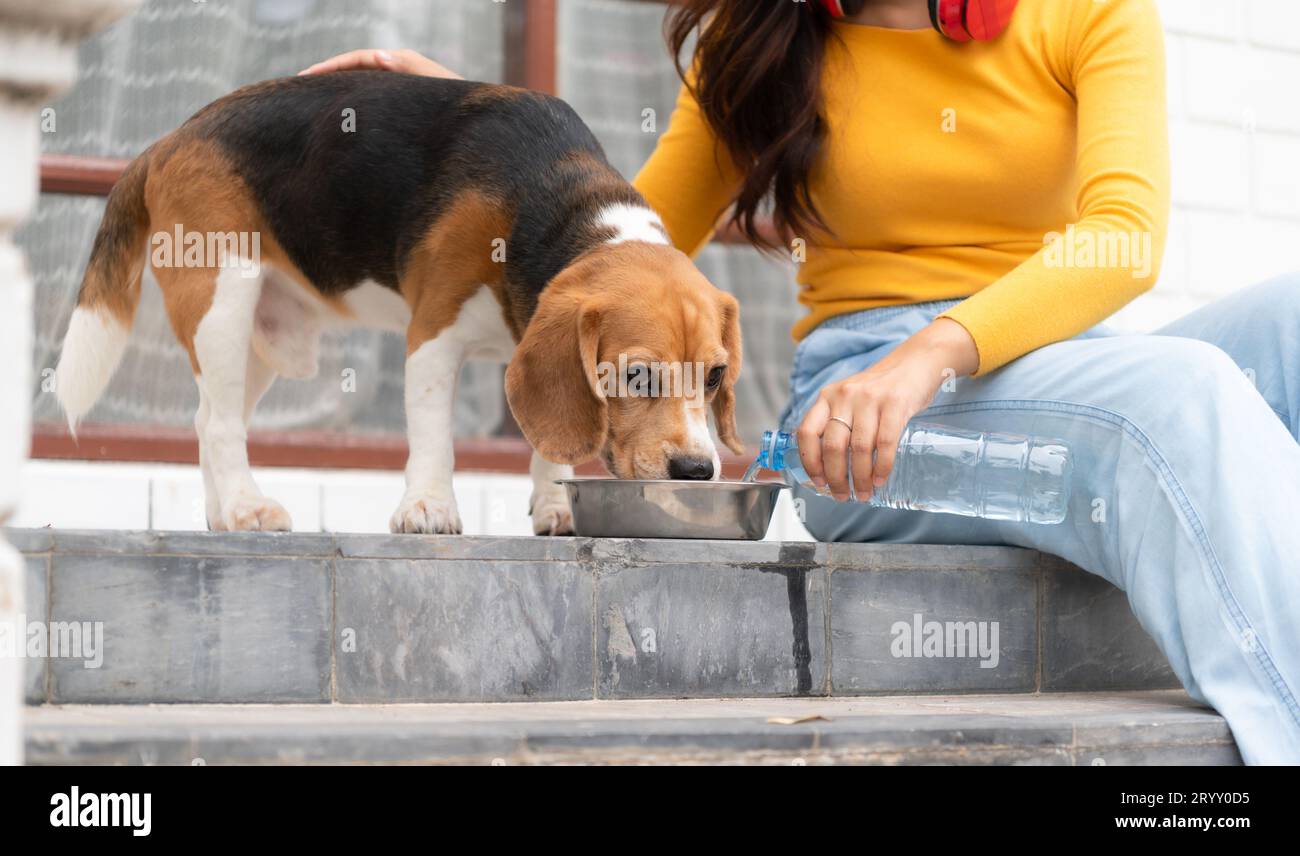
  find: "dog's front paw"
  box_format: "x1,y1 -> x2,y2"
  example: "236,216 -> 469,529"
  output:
223,495 -> 292,532
391,490 -> 462,534
530,492 -> 575,536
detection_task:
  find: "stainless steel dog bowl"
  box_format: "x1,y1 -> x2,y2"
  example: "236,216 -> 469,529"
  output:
557,478 -> 787,540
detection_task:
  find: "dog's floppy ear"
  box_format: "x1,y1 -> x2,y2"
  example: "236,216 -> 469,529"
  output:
712,291 -> 745,455
506,288 -> 607,464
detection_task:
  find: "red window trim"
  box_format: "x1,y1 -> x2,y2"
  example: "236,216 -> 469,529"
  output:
30,422 -> 758,479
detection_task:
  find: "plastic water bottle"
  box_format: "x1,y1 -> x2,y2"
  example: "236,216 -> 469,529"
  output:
749,422 -> 1072,524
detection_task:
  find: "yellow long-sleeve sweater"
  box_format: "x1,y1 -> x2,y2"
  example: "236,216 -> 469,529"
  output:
633,0 -> 1169,374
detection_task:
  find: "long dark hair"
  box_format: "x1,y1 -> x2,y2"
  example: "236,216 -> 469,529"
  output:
666,0 -> 864,249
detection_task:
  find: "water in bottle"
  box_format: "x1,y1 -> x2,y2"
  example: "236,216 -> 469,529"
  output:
747,422 -> 1072,524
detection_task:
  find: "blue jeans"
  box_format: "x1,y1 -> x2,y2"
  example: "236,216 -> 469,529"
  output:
779,274 -> 1300,765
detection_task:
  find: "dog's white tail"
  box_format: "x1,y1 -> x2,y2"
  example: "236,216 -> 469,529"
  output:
55,308 -> 132,434
55,153 -> 151,436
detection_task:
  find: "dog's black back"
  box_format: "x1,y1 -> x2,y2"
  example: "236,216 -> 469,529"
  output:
184,71 -> 643,308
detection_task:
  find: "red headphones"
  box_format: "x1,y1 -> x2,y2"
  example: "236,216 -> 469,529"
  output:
820,0 -> 1019,42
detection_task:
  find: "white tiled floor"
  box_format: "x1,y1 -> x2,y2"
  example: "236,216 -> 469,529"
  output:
12,460 -> 815,541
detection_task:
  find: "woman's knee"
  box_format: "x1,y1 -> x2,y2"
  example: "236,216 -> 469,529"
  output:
1238,271 -> 1300,315
1130,336 -> 1245,393
1103,337 -> 1260,449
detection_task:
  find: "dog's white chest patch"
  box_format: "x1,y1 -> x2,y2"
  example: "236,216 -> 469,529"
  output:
597,204 -> 670,246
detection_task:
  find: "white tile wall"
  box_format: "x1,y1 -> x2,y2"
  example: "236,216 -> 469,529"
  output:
1158,0 -> 1245,41
1246,0 -> 1300,52
13,460 -> 816,541
1118,1 -> 1300,333
1169,121 -> 1251,212
766,488 -> 816,543
319,473 -> 402,534
14,463 -> 151,530
1251,134 -> 1300,218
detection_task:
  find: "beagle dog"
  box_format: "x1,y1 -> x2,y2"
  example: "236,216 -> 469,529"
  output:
55,71 -> 743,535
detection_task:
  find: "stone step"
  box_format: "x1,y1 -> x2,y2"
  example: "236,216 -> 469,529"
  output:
23,691 -> 1237,765
6,528 -> 1178,705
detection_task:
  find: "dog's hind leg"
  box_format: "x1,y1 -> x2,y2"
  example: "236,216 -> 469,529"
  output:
189,266 -> 291,531
194,324 -> 282,531
193,390 -> 222,530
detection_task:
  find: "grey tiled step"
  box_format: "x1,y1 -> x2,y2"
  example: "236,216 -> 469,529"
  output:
6,528 -> 1179,704
24,691 -> 1238,765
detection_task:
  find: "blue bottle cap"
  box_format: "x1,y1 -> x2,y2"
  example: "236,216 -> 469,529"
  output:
760,430 -> 792,471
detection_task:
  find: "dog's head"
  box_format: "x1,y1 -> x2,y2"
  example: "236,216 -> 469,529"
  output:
505,242 -> 743,480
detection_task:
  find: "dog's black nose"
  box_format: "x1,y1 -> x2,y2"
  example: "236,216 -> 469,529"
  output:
668,456 -> 714,480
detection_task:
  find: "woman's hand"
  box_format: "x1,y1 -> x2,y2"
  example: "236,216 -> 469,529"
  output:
297,49 -> 462,79
797,318 -> 979,502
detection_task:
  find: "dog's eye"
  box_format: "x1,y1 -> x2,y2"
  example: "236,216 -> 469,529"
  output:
707,366 -> 725,389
